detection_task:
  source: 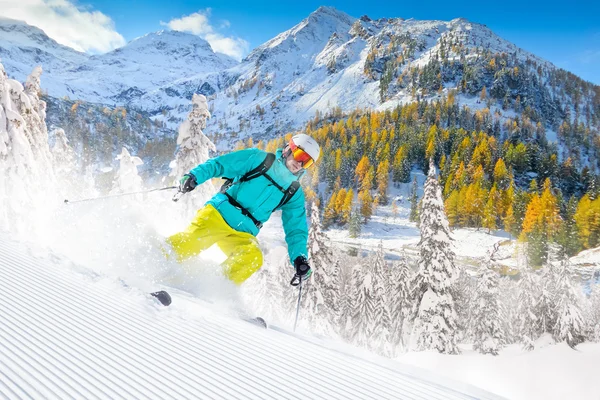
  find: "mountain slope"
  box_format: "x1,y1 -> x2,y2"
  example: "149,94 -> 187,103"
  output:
0,234 -> 502,399
0,19 -> 236,103
0,17 -> 88,68
68,30 -> 237,104
1,8 -> 597,156
0,17 -> 88,94
166,8 -> 594,144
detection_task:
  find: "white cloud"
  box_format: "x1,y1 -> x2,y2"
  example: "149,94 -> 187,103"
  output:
161,9 -> 249,61
0,0 -> 125,53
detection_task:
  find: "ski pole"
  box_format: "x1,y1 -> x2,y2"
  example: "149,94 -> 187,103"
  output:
64,186 -> 178,205
293,279 -> 304,332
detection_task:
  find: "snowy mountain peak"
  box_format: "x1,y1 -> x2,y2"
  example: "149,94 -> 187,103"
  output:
0,17 -> 86,59
295,6 -> 355,38
244,6 -> 355,66
0,17 -> 88,83
102,29 -> 236,66
126,30 -> 213,53
307,6 -> 355,24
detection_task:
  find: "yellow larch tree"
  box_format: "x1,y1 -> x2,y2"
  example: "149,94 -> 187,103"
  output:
341,188 -> 354,224
493,158 -> 509,189
361,166 -> 375,192
358,189 -> 373,222
334,148 -> 343,174
355,156 -> 371,187
539,178 -> 561,237
574,195 -> 600,249
483,184 -> 500,232
322,193 -> 338,228
521,194 -> 543,237
425,125 -> 438,160
376,159 -> 390,204
444,190 -> 460,227
334,188 -> 348,218
503,204 -> 517,238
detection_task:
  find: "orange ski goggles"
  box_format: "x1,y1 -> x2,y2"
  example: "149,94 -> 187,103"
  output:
289,140 -> 314,169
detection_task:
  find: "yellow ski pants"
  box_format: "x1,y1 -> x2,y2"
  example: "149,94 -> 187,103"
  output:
165,204 -> 263,285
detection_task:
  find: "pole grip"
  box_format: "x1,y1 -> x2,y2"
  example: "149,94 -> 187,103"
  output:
290,274 -> 301,286
172,190 -> 185,202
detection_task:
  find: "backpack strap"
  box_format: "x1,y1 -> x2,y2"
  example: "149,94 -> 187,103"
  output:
220,153 -> 275,193
257,162 -> 301,209
274,180 -> 300,210
240,153 -> 275,182
223,192 -> 264,229
220,151 -> 301,228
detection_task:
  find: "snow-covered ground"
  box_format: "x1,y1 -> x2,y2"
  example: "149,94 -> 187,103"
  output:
398,339 -> 600,400
0,233 -> 501,399
2,167 -> 599,400
325,173 -> 522,270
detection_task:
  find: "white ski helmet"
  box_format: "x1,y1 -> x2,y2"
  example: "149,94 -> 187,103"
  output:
289,133 -> 320,165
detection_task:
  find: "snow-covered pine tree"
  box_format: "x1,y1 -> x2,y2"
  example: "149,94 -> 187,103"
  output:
349,261 -> 377,348
517,268 -> 540,350
371,242 -> 393,356
410,159 -> 460,354
471,261 -> 504,355
536,265 -> 556,336
552,254 -> 584,347
348,207 -> 362,238
498,276 -> 519,344
409,176 -> 419,223
453,268 -> 475,343
51,128 -> 78,196
388,254 -> 412,354
303,202 -> 341,338
111,147 -> 144,195
22,66 -> 54,181
0,62 -> 55,233
171,94 -> 216,216
588,283 -> 600,342
0,62 -> 14,230
338,254 -> 358,341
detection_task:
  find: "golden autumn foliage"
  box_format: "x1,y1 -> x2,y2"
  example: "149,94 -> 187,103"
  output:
574,195 -> 600,249
521,179 -> 561,239
239,95 -> 598,257
341,189 -> 354,224
376,159 -> 390,203
355,156 -> 371,186
334,188 -> 348,216
358,189 -> 373,222
493,158 -> 509,189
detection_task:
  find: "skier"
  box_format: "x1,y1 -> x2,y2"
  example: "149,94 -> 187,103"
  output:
166,133 -> 320,287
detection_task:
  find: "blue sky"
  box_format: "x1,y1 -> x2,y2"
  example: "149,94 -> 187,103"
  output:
5,0 -> 600,84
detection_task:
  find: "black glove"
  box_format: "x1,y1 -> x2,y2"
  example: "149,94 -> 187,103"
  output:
179,173 -> 197,193
290,256 -> 312,286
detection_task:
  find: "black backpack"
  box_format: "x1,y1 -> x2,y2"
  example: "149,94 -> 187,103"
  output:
220,153 -> 300,229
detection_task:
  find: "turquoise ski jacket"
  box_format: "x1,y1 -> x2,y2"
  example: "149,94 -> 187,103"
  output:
190,148 -> 308,264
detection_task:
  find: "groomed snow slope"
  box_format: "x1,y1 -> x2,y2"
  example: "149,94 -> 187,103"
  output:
0,235 -> 503,400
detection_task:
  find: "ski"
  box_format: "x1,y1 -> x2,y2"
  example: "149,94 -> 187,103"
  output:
150,290 -> 172,306
245,317 -> 267,329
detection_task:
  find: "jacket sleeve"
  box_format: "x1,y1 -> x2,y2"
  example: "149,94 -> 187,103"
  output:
189,148 -> 264,185
281,188 -> 309,266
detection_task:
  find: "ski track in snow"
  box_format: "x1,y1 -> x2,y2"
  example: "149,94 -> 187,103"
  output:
0,236 -> 504,400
